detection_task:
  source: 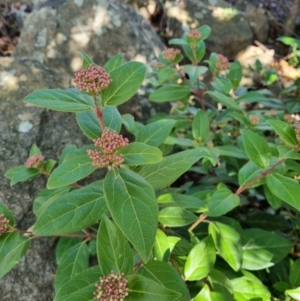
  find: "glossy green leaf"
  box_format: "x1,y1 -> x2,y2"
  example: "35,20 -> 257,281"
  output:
241,129 -> 271,168
266,173 -> 300,211
193,284 -> 211,301
102,61 -> 146,106
45,159 -> 57,175
54,242 -> 89,291
241,228 -> 293,270
231,276 -> 271,301
118,142 -> 163,165
104,53 -> 124,72
104,168 -> 158,262
267,119 -> 298,146
278,145 -> 300,160
4,165 -> 40,186
286,287 -> 300,301
183,65 -> 208,84
158,207 -> 197,227
24,89 -> 92,112
29,143 -> 42,156
33,181 -> 107,235
185,236 -> 216,281
209,222 -> 242,271
238,161 -> 265,187
289,259 -> 300,288
157,193 -> 206,211
78,51 -> 95,68
136,119 -> 176,147
236,91 -> 266,103
122,113 -> 144,136
182,41 -> 206,64
199,25 -> 211,40
209,269 -> 233,295
138,149 -> 205,190
0,232 -> 30,278
137,260 -> 190,301
192,109 -> 210,143
206,91 -> 240,110
33,187 -> 72,216
217,145 -> 247,159
97,214 -> 133,275
54,265 -> 102,301
228,61 -> 242,89
207,188 -> 240,217
263,184 -> 282,209
127,274 -> 180,301
47,147 -> 96,189
55,237 -> 83,265
158,67 -> 177,83
149,85 -> 190,102
211,77 -> 232,94
0,202 -> 14,226
153,229 -> 170,262
76,106 -> 122,139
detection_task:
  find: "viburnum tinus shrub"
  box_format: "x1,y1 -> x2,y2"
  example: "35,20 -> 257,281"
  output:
1,25 -> 300,301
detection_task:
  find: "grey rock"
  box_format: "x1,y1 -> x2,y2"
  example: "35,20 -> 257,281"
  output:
0,1 -> 167,300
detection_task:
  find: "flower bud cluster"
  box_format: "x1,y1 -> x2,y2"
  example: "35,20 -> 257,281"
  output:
187,29 -> 201,43
249,114 -> 260,126
94,270 -> 129,301
162,48 -> 181,62
0,214 -> 9,236
87,129 -> 129,169
25,154 -> 45,168
74,65 -> 112,95
216,54 -> 230,70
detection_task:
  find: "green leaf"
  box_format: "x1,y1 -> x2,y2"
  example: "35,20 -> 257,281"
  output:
54,265 -> 102,301
0,202 -> 14,226
183,65 -> 208,84
78,51 -> 95,69
199,25 -> 211,40
286,287 -> 300,301
33,187 -> 72,216
33,181 -> 107,235
184,236 -> 216,281
238,161 -> 265,188
149,85 -> 190,102
211,77 -> 232,94
207,188 -> 240,217
54,242 -> 89,291
193,284 -> 211,301
266,173 -> 300,211
97,214 -> 133,275
263,184 -> 282,209
76,106 -> 122,139
47,147 -> 96,189
231,276 -> 271,301
136,119 -> 176,147
118,142 -> 163,165
228,61 -> 242,89
138,149 -> 204,190
157,193 -> 206,211
241,228 -> 293,270
102,61 -> 146,106
169,38 -> 189,46
241,129 -> 271,168
45,159 -> 57,175
158,67 -> 177,83
209,269 -> 233,295
209,222 -> 242,271
153,229 -> 170,262
267,119 -> 298,146
104,53 -> 124,73
206,91 -> 240,110
278,145 -> 300,160
127,274 -> 181,301
122,113 -> 144,136
55,237 -> 83,265
290,259 -> 300,288
0,232 -> 30,278
192,109 -> 210,143
24,89 -> 92,112
158,207 -> 197,227
137,260 -> 190,301
29,143 -> 42,156
4,165 -> 40,186
182,41 -> 206,64
236,91 -> 266,103
104,169 -> 158,262
217,145 -> 247,159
